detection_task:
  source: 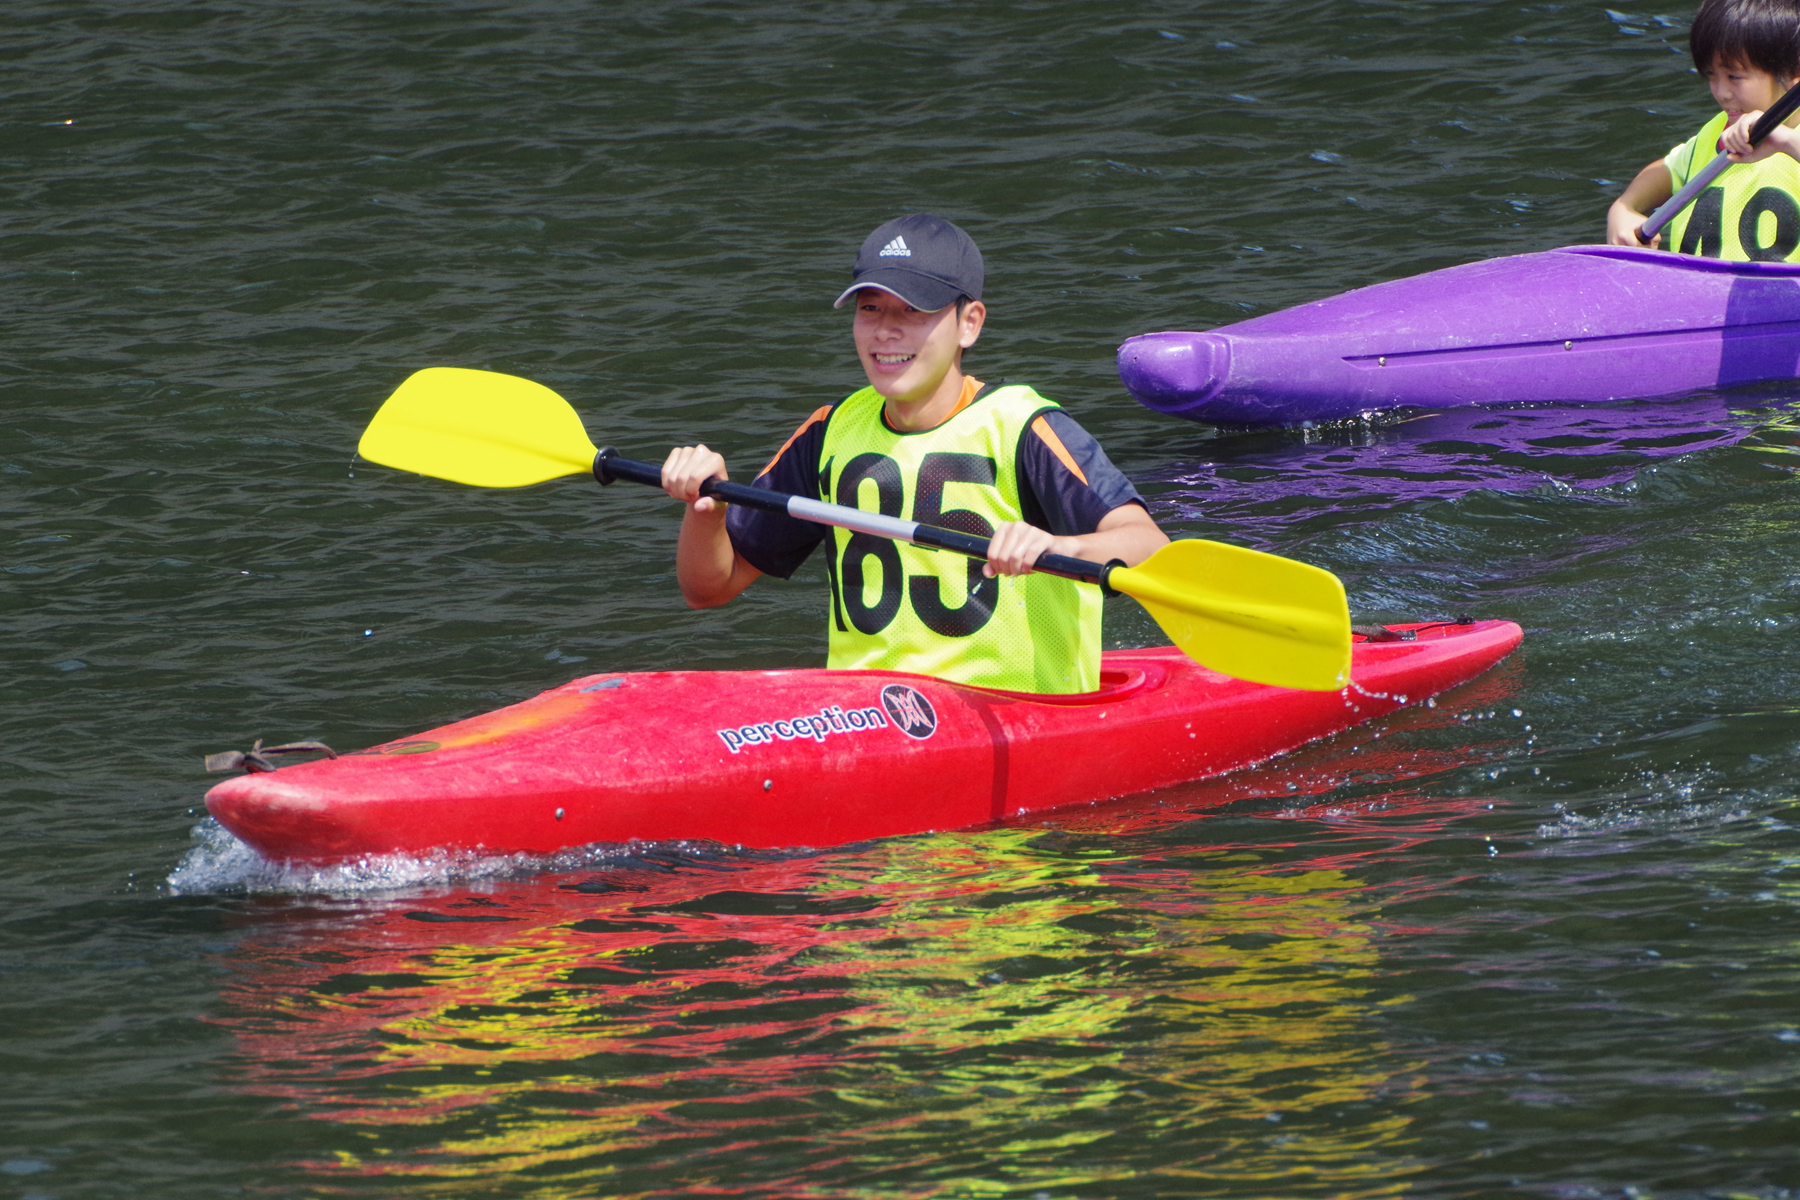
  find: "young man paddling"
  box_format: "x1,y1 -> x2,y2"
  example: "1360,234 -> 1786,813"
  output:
660,214 -> 1167,694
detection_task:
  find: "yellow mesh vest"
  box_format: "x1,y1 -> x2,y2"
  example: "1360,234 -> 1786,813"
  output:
820,383 -> 1103,694
1663,111 -> 1800,261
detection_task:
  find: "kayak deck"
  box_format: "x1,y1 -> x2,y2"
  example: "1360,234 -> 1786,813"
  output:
205,620 -> 1522,862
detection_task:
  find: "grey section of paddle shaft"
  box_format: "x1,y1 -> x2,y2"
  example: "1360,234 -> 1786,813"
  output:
786,492 -> 1118,588
1640,81 -> 1800,241
1640,153 -> 1732,241
786,495 -> 918,543
590,448 -> 1114,586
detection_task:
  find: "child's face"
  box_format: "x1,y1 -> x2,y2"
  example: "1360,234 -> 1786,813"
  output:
1704,57 -> 1792,120
851,289 -> 984,404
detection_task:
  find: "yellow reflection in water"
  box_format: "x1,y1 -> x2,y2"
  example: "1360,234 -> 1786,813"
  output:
219,828 -> 1425,1195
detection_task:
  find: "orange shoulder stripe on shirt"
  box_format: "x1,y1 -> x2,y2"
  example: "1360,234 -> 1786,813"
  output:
1031,415 -> 1088,485
761,405 -> 835,477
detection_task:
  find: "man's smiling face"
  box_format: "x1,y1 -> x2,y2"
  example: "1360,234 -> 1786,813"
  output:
851,288 -> 981,404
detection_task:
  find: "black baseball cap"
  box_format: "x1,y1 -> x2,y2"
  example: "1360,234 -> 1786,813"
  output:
832,213 -> 984,311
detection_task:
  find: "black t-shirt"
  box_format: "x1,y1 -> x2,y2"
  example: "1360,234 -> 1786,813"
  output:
725,386 -> 1146,579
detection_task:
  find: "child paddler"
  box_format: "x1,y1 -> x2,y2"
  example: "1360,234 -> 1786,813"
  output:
660,213 -> 1168,695
1608,0 -> 1800,259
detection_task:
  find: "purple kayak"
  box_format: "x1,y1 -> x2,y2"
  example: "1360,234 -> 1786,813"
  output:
1118,245 -> 1800,427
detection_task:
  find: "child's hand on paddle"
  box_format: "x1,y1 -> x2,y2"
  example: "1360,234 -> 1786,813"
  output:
1722,109 -> 1800,162
1608,200 -> 1661,247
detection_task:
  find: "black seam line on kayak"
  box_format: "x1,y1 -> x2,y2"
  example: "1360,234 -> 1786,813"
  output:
1342,318 -> 1800,367
964,695 -> 1010,824
1351,616 -> 1475,643
1405,616 -> 1476,633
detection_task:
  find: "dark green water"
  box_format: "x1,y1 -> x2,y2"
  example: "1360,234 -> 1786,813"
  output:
6,1 -> 1800,1196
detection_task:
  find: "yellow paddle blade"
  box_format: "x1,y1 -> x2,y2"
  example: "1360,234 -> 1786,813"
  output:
1109,539 -> 1352,692
357,367 -> 598,487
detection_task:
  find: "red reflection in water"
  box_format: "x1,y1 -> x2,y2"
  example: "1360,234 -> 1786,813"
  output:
207,669 -> 1526,1196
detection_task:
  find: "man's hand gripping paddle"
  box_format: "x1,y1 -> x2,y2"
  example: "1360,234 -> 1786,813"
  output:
357,367 -> 1353,692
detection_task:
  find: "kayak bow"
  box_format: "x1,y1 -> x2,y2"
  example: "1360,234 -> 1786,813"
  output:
1119,245 -> 1800,427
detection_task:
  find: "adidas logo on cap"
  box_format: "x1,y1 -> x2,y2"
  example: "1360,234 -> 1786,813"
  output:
832,214 -> 982,310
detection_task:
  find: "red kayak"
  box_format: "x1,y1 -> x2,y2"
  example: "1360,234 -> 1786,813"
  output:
205,620 -> 1521,863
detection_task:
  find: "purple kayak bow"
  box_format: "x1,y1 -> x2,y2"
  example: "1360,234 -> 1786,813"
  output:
1119,245 -> 1800,428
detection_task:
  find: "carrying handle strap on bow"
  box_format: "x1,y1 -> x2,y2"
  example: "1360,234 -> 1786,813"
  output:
204,739 -> 337,774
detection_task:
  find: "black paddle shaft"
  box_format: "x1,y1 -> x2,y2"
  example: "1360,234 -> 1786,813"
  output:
1748,81 -> 1800,147
592,448 -> 1120,590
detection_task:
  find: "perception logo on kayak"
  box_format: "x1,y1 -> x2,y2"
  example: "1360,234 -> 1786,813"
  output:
880,684 -> 937,740
715,686 -> 938,754
717,701 -> 890,754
